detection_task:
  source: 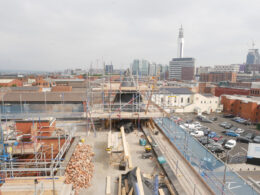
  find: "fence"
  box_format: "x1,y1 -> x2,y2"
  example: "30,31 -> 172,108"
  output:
154,117 -> 259,195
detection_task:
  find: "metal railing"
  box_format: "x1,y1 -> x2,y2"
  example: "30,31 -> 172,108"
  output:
154,117 -> 259,195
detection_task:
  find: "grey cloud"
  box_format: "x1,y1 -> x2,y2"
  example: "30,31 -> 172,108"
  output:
0,0 -> 260,71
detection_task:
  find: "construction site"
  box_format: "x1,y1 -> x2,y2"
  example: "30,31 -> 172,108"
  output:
0,72 -> 259,195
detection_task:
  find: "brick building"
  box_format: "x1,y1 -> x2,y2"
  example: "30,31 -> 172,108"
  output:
0,79 -> 23,87
199,72 -> 237,83
198,83 -> 216,95
215,87 -> 250,97
221,95 -> 260,122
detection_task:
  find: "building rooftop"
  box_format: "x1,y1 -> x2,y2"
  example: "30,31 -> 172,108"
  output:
223,94 -> 260,104
1,92 -> 87,102
0,79 -> 14,83
160,87 -> 193,94
11,86 -> 40,91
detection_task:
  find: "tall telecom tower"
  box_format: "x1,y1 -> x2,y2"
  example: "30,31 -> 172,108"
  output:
177,25 -> 184,58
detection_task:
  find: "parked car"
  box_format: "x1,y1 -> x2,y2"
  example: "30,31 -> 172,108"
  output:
235,128 -> 245,134
224,123 -> 233,129
220,122 -> 233,129
225,131 -> 240,137
210,145 -> 225,153
190,131 -> 204,137
229,126 -> 238,131
220,122 -> 228,127
217,138 -> 227,146
210,117 -> 218,121
236,136 -> 252,143
199,137 -> 214,145
208,132 -> 217,138
223,114 -> 235,118
212,135 -> 223,142
253,136 -> 260,143
245,132 -> 254,139
225,139 -> 237,149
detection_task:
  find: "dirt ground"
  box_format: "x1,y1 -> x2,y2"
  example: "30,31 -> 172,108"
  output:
75,129 -> 161,195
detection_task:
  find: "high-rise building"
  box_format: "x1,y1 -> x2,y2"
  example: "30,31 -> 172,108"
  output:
149,63 -> 156,76
169,26 -> 195,80
169,58 -> 195,80
140,60 -> 149,76
105,65 -> 113,74
131,59 -> 140,75
246,49 -> 260,65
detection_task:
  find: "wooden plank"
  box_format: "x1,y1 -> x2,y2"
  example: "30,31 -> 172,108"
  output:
164,178 -> 176,195
159,189 -> 165,195
118,175 -> 122,195
147,135 -> 152,143
107,131 -> 112,154
124,179 -> 129,193
122,187 -> 126,195
128,187 -> 133,195
106,176 -> 111,195
127,143 -> 133,169
136,167 -> 144,195
120,126 -> 129,159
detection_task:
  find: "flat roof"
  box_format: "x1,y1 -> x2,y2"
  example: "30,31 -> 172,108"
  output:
0,79 -> 14,83
223,94 -> 260,104
1,92 -> 87,102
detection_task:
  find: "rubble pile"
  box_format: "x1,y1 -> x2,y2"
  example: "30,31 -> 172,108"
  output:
65,144 -> 94,194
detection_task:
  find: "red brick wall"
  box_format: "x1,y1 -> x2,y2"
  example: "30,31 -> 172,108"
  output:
181,67 -> 194,80
215,87 -> 250,97
221,96 -> 260,122
0,79 -> 23,87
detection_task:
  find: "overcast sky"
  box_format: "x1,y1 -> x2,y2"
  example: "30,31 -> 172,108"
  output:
0,0 -> 259,71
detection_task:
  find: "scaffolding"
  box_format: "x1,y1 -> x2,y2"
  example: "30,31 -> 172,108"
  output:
83,74 -> 164,134
0,119 -> 74,183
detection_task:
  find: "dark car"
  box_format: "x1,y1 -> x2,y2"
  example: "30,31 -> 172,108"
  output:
217,139 -> 227,146
223,114 -> 235,118
224,123 -> 233,129
199,137 -> 214,145
210,145 -> 225,153
253,136 -> 260,143
245,133 -> 254,139
236,136 -> 252,143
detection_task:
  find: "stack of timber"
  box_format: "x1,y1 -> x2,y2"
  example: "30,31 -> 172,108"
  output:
65,143 -> 94,194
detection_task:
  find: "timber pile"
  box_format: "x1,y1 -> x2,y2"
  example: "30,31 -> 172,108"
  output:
65,144 -> 94,194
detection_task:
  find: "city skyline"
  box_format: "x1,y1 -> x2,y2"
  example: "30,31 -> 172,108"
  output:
0,0 -> 259,71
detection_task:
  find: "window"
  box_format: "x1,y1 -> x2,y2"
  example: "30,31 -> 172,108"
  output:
174,97 -> 176,103
204,101 -> 206,103
187,98 -> 190,103
181,97 -> 183,103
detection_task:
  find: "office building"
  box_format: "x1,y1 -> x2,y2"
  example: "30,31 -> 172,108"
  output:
214,64 -> 240,72
131,59 -> 140,75
169,26 -> 195,81
199,72 -> 237,83
105,65 -> 113,74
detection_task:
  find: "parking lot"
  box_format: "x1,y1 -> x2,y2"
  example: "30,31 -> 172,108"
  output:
173,112 -> 260,161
